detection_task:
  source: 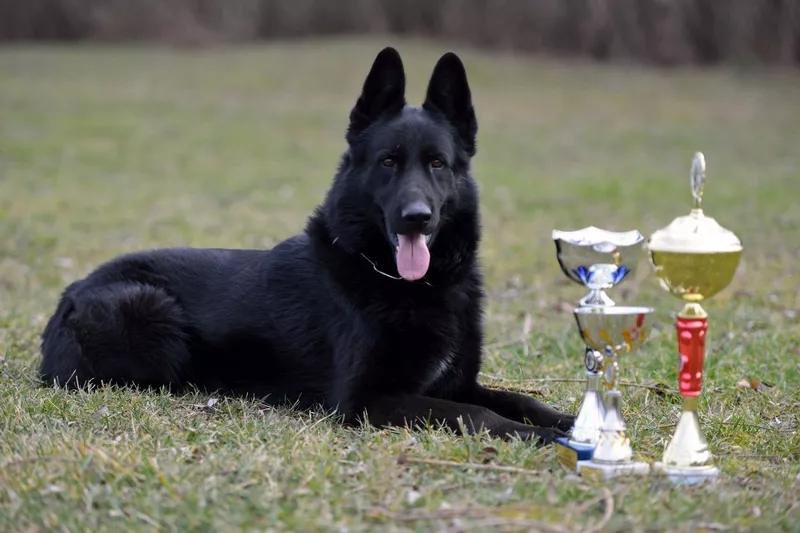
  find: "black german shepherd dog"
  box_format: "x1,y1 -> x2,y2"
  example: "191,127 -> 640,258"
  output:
39,47 -> 574,444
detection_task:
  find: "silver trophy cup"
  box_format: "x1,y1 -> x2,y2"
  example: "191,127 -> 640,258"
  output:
552,227 -> 644,468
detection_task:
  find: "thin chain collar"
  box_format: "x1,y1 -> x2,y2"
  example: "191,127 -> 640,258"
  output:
332,237 -> 433,287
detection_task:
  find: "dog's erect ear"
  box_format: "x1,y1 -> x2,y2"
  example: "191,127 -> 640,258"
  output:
346,47 -> 406,145
422,52 -> 478,157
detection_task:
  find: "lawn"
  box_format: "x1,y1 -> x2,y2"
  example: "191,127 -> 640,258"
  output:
1,37 -> 798,532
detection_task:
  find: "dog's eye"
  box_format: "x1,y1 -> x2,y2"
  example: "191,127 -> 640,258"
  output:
430,159 -> 445,169
381,157 -> 396,168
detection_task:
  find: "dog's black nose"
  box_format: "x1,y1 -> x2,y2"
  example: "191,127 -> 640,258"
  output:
401,202 -> 432,227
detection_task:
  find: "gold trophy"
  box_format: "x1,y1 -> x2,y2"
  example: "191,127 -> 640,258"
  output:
647,152 -> 743,484
573,306 -> 655,480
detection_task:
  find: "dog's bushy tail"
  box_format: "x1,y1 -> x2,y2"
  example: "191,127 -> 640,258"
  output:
39,282 -> 191,390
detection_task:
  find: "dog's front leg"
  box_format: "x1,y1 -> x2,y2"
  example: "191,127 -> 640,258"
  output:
454,385 -> 575,433
353,393 -> 565,445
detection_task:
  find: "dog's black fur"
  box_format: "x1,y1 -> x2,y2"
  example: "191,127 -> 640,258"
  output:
39,47 -> 574,444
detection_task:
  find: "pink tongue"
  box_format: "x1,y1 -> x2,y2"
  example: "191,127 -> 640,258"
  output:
396,233 -> 431,281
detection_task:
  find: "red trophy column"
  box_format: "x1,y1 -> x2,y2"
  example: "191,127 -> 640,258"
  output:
676,316 -> 707,397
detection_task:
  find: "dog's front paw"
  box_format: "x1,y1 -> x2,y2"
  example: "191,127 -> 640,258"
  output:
508,426 -> 568,447
551,411 -> 576,433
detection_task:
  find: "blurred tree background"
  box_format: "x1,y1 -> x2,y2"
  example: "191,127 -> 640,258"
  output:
1,0 -> 798,66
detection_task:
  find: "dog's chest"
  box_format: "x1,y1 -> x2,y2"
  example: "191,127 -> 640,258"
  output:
421,350 -> 457,390
367,289 -> 468,392
375,308 -> 458,366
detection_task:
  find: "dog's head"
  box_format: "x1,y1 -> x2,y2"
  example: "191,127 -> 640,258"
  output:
340,47 -> 478,281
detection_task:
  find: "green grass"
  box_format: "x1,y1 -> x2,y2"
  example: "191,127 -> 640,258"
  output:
1,37 -> 799,532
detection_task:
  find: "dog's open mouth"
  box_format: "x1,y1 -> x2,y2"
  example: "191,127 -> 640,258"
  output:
390,232 -> 433,281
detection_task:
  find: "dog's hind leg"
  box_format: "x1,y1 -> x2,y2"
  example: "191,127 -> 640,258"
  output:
39,282 -> 191,390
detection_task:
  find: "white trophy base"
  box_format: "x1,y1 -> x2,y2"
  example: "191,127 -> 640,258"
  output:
577,459 -> 650,480
653,462 -> 720,485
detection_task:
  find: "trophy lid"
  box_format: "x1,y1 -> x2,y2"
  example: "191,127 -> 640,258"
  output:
647,152 -> 743,254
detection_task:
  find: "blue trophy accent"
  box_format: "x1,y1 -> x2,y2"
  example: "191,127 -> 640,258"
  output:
572,266 -> 593,285
571,264 -> 629,289
613,265 -> 630,284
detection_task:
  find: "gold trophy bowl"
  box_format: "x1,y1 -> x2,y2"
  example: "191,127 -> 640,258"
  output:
648,251 -> 741,304
647,152 -> 743,484
572,305 -> 655,480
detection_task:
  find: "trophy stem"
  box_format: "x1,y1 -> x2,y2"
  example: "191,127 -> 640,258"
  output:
578,382 -> 650,479
568,370 -> 606,448
655,309 -> 720,484
555,344 -> 609,470
680,302 -> 708,320
590,389 -> 633,464
675,313 -> 708,397
579,289 -> 615,308
661,396 -> 714,467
